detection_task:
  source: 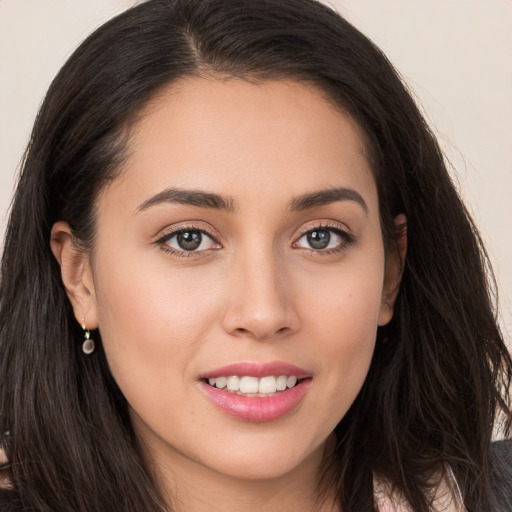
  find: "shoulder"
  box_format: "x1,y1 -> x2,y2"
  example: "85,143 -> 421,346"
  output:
374,467 -> 465,512
0,447 -> 21,511
375,440 -> 512,512
491,438 -> 512,466
0,446 -> 11,490
0,445 -> 12,491
491,438 -> 512,510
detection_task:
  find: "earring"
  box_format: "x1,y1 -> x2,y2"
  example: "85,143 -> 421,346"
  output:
81,318 -> 95,355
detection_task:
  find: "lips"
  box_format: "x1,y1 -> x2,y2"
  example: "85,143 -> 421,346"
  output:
201,361 -> 311,380
198,361 -> 312,422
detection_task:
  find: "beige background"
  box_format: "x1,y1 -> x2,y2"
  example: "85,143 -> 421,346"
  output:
1,0 -> 511,340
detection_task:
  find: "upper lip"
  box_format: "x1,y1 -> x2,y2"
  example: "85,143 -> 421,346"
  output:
200,361 -> 312,380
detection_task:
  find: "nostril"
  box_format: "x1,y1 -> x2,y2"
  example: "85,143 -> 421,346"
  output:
275,326 -> 294,337
232,325 -> 292,339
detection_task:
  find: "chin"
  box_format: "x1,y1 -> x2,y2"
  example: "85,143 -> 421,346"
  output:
195,432 -> 327,482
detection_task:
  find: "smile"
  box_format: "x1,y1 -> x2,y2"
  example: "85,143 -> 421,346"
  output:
206,375 -> 300,396
199,362 -> 312,422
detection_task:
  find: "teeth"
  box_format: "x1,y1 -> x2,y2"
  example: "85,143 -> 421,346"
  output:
215,376 -> 227,389
287,376 -> 297,388
239,376 -> 259,394
226,376 -> 240,391
276,375 -> 287,391
258,376 -> 277,394
208,375 -> 300,394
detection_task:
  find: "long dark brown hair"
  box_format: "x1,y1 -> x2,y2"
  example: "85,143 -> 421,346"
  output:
1,0 -> 510,510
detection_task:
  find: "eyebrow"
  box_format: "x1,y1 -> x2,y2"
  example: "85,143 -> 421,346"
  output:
136,187 -> 235,213
289,187 -> 368,214
136,185 -> 367,215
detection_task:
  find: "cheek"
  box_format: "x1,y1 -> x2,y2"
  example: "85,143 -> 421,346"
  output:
321,285 -> 380,376
91,249 -> 223,396
302,248 -> 385,343
300,257 -> 384,418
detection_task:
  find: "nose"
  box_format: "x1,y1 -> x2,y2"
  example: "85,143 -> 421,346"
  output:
221,248 -> 300,341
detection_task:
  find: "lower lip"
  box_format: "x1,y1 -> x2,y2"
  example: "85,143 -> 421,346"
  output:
199,379 -> 311,423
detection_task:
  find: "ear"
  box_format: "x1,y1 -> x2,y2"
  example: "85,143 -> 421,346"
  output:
50,221 -> 99,330
378,214 -> 407,326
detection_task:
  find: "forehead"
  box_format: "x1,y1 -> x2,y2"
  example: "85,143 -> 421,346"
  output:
103,77 -> 377,215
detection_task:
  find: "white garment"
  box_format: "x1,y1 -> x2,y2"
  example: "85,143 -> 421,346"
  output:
374,466 -> 466,511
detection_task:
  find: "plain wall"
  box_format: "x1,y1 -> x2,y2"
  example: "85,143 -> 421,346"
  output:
1,0 -> 511,339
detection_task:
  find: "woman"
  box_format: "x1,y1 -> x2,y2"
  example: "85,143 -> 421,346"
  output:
0,0 -> 510,510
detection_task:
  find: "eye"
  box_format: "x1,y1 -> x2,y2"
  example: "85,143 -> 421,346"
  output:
158,228 -> 220,255
293,226 -> 352,252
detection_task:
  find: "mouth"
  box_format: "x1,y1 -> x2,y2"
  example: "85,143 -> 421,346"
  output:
199,362 -> 312,422
203,375 -> 302,397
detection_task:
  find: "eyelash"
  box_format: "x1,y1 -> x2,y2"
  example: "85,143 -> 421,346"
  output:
293,222 -> 355,256
155,225 -> 221,258
154,222 -> 355,258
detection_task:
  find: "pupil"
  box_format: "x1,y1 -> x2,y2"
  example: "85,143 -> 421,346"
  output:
307,230 -> 330,249
177,231 -> 202,251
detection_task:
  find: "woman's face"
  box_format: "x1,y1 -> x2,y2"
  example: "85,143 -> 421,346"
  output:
62,79 -> 400,484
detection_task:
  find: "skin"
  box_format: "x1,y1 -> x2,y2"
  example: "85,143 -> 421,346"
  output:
52,78 -> 405,511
